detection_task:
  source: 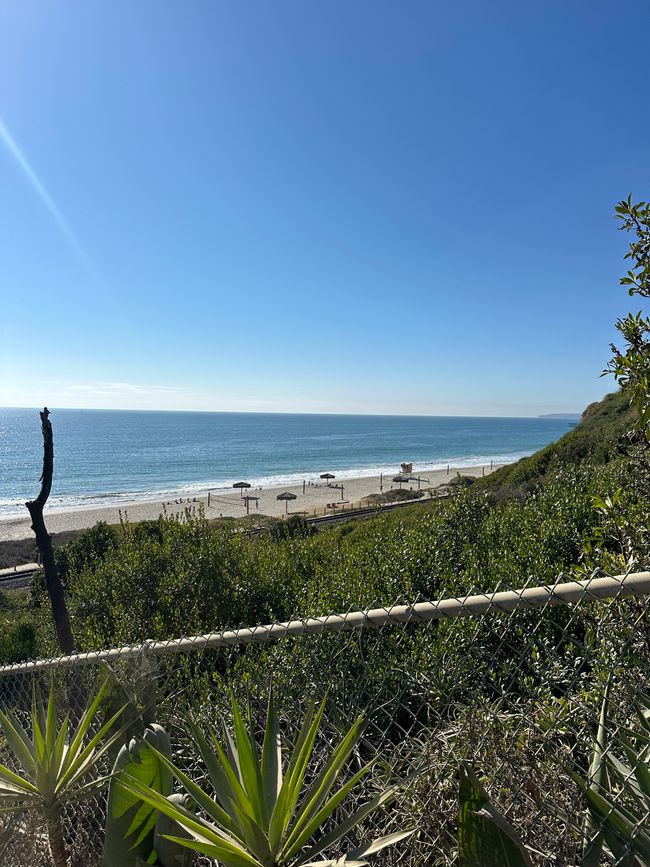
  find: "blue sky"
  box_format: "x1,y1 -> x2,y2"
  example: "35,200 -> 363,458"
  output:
0,1 -> 648,416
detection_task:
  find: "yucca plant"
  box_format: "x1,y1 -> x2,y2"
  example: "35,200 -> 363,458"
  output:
574,688 -> 650,865
124,691 -> 413,866
0,677 -> 125,867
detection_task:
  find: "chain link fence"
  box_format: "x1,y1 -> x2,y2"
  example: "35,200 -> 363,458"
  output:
0,571 -> 649,866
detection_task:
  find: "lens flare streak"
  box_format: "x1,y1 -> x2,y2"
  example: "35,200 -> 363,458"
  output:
0,115 -> 95,271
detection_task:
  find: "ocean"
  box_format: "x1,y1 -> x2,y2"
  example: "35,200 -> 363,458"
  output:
0,408 -> 574,518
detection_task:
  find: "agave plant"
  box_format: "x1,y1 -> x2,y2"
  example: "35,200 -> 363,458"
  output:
103,723 -> 192,867
457,764 -> 532,867
574,688 -> 650,865
0,677 -> 125,867
124,691 -> 413,866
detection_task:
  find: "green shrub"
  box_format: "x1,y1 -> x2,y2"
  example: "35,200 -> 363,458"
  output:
479,391 -> 635,494
0,619 -> 39,664
269,514 -> 316,541
56,521 -> 119,582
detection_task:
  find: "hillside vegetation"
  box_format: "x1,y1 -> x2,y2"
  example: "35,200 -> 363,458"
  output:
479,390 -> 635,492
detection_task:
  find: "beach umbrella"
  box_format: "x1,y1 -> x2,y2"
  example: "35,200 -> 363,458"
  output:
392,475 -> 409,489
320,473 -> 335,485
276,491 -> 297,514
233,481 -> 251,498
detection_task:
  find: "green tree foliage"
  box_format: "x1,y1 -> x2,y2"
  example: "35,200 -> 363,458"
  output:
54,521 -> 119,584
607,195 -> 650,437
30,522 -> 118,609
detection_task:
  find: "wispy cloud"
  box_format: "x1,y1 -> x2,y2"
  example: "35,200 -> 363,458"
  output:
0,374 -> 194,411
0,116 -> 96,274
66,381 -> 186,397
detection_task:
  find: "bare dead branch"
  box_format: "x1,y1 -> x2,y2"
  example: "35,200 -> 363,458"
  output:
25,407 -> 76,655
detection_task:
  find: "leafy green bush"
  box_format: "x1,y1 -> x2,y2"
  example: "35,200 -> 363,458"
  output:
269,514 -> 317,541
448,473 -> 476,488
0,619 -> 39,664
55,521 -> 119,582
479,391 -> 635,494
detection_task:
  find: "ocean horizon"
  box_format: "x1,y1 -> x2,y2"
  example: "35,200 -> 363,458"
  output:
0,407 -> 574,518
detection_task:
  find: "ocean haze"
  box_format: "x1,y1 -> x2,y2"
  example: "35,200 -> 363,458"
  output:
0,407 -> 572,518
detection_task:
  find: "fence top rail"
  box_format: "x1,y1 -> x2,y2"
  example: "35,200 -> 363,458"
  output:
1,571 -> 648,676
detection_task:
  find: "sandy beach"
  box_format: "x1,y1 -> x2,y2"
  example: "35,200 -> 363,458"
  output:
0,463 -> 504,542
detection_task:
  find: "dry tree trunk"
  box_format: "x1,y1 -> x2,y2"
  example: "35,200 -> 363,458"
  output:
25,408 -> 76,655
46,810 -> 69,867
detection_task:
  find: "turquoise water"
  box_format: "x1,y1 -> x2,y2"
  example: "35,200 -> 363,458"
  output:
0,408 -> 573,517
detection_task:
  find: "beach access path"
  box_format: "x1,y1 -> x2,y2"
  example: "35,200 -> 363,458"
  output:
0,464 -> 504,542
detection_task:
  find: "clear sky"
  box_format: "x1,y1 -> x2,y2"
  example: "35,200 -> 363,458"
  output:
0,1 -> 648,416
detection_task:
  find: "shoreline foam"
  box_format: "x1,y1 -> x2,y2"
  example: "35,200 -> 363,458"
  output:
0,451 -> 527,519
0,462 -> 505,541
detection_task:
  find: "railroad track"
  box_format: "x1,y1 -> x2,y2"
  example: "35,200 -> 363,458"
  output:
0,569 -> 35,590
